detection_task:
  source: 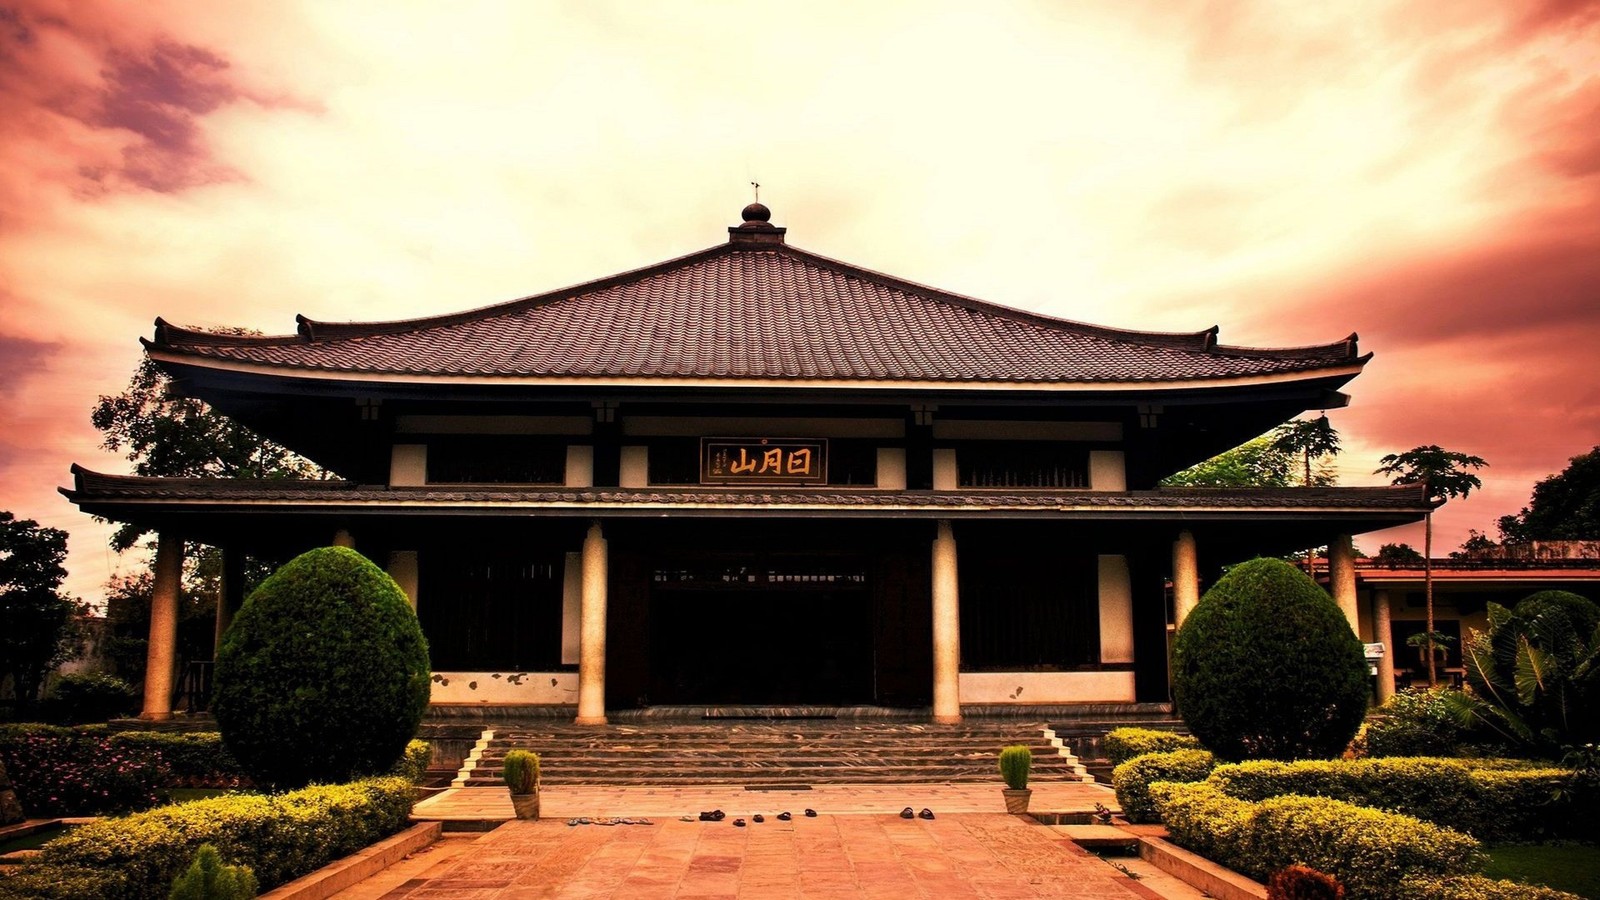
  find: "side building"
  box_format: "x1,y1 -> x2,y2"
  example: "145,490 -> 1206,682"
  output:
64,204 -> 1431,722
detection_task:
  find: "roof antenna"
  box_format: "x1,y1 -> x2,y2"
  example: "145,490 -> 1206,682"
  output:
750,181 -> 760,202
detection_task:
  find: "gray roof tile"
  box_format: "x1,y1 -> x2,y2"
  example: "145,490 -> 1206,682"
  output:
149,238 -> 1365,385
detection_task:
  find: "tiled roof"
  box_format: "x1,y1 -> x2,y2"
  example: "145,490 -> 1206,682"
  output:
146,218 -> 1367,385
64,467 -> 1431,518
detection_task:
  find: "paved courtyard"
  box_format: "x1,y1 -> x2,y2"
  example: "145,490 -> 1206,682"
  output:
341,813 -> 1154,899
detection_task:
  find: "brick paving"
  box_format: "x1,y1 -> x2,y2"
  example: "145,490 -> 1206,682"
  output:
366,814 -> 1149,899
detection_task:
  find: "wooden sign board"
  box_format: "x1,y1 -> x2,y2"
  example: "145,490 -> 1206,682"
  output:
701,438 -> 828,485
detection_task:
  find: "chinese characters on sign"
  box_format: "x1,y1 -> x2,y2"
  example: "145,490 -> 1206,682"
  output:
701,438 -> 829,485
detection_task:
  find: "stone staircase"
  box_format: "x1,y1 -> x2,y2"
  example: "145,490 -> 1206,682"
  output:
450,720 -> 1096,787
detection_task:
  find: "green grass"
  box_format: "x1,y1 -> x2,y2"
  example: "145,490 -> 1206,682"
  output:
1484,844 -> 1600,899
0,823 -> 74,854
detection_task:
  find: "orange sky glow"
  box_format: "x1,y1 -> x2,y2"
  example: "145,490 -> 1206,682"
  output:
2,0 -> 1598,602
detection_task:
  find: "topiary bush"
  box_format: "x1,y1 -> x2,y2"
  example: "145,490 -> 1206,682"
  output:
212,547 -> 430,789
1103,727 -> 1202,766
1172,557 -> 1369,761
1111,748 -> 1216,823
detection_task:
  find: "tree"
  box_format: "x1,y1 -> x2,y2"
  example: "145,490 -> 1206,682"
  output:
1271,414 -> 1342,488
91,359 -> 319,550
1172,558 -> 1370,761
1373,543 -> 1424,567
1497,446 -> 1600,543
1376,446 -> 1489,687
1163,433 -> 1297,487
213,547 -> 430,788
1164,425 -> 1339,488
1451,530 -> 1500,559
0,512 -> 86,710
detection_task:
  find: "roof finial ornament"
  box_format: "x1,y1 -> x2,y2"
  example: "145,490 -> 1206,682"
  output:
731,191 -> 783,243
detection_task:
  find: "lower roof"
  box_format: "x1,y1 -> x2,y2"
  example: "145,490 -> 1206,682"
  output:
64,466 -> 1431,523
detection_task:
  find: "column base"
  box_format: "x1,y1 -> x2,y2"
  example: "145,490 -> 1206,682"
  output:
933,713 -> 963,724
139,711 -> 174,722
574,715 -> 608,726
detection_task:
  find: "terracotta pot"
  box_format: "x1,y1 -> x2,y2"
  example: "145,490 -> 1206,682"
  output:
1002,788 -> 1032,815
511,791 -> 540,820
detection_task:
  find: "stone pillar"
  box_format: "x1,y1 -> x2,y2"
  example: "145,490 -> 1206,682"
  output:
142,533 -> 183,721
1374,589 -> 1396,704
576,521 -> 609,725
213,548 -> 246,652
1172,530 -> 1200,628
332,528 -> 355,549
1329,534 -> 1359,635
931,519 -> 962,723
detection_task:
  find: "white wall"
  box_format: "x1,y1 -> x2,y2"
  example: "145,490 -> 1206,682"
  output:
430,672 -> 579,704
959,671 -> 1136,704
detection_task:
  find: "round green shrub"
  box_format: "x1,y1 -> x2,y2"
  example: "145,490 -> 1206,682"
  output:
1172,557 -> 1369,762
212,547 -> 430,788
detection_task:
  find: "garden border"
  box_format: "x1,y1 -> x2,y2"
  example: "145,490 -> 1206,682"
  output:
259,821 -> 440,900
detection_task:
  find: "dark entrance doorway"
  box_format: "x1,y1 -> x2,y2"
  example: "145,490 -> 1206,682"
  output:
649,555 -> 874,705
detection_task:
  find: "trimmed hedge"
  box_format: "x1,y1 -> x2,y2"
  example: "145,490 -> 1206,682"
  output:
1111,748 -> 1216,823
1204,757 -> 1580,841
1103,727 -> 1201,766
0,776 -> 414,900
107,732 -> 249,788
1151,781 -> 1481,900
1400,875 -> 1584,900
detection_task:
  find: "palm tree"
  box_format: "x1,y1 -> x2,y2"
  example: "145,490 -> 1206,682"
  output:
1375,446 -> 1489,686
1272,414 -> 1342,487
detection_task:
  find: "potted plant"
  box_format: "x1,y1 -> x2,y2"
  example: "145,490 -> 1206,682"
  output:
503,749 -> 541,820
998,745 -> 1032,814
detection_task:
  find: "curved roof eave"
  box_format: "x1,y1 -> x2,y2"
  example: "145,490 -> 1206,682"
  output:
143,345 -> 1370,394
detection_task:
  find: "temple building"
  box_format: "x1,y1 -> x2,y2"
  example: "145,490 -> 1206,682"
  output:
65,204 -> 1432,722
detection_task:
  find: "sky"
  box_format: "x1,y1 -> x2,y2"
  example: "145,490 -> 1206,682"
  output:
2,0 -> 1598,603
